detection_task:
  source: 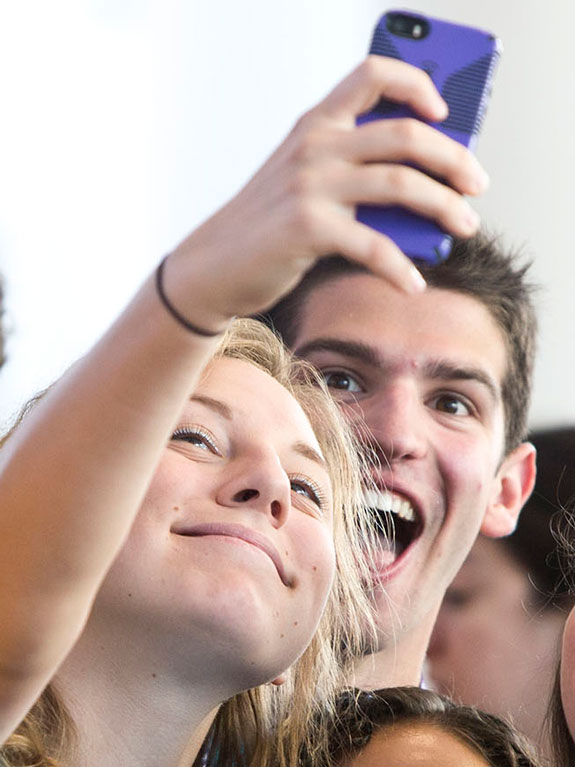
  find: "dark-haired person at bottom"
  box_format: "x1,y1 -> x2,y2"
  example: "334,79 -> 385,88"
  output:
429,426 -> 575,762
303,687 -> 542,767
260,232 -> 538,690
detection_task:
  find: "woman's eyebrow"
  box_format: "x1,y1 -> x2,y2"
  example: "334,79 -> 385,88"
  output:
189,395 -> 233,420
292,441 -> 327,469
188,398 -> 325,467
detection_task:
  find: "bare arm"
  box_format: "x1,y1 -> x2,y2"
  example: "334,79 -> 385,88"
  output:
0,56 -> 487,741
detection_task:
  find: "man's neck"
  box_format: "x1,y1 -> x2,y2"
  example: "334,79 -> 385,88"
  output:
350,607 -> 439,690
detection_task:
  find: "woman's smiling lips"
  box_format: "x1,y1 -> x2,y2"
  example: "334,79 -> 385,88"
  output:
172,522 -> 294,587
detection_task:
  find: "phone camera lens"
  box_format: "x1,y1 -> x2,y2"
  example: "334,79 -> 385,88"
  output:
387,13 -> 429,40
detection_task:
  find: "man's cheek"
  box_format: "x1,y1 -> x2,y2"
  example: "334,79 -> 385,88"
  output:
443,438 -> 493,498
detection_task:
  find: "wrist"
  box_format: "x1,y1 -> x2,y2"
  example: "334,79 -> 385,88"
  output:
154,253 -> 233,337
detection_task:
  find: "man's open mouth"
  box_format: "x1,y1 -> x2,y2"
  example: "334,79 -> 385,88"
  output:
363,489 -> 423,570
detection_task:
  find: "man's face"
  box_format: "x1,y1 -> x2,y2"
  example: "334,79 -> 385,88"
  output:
292,272 -> 524,646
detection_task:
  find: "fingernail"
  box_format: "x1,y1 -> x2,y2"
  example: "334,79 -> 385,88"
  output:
471,163 -> 490,193
464,207 -> 481,232
408,264 -> 427,293
435,98 -> 449,121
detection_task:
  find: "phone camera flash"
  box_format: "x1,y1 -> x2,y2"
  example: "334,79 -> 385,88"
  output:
413,24 -> 423,38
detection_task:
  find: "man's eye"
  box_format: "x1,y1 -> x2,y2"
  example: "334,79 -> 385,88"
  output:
322,371 -> 362,393
170,427 -> 220,454
432,394 -> 471,416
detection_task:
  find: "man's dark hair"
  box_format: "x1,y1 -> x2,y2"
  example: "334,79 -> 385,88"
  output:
312,687 -> 542,767
259,233 -> 537,455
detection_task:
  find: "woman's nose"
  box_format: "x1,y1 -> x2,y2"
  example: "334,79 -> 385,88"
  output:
232,488 -> 259,503
216,456 -> 291,527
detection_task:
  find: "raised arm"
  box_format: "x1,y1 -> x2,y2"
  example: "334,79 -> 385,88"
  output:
0,56 -> 487,742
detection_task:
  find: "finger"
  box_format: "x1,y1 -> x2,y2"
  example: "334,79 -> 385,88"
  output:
319,215 -> 427,295
341,118 -> 489,196
315,56 -> 448,125
338,164 -> 481,238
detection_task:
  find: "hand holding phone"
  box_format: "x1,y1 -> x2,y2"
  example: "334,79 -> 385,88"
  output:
357,10 -> 501,264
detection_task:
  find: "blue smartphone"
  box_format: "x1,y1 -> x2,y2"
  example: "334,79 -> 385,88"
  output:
357,10 -> 501,264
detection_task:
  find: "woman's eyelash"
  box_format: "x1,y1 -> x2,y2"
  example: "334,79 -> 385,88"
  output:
289,474 -> 326,512
169,431 -> 325,511
170,425 -> 220,454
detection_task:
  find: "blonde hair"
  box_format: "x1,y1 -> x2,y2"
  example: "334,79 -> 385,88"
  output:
1,319 -> 376,767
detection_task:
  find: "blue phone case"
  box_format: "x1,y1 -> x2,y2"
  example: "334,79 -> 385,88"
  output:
357,10 -> 501,264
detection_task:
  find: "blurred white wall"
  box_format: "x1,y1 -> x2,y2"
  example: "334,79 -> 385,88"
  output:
0,1 -> 572,429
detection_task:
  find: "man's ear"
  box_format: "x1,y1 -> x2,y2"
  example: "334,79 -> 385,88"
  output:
480,441 -> 536,538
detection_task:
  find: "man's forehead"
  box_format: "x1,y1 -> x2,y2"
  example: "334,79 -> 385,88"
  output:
299,271 -> 486,326
295,272 -> 508,393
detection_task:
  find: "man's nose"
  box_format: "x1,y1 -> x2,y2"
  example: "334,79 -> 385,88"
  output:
359,385 -> 427,464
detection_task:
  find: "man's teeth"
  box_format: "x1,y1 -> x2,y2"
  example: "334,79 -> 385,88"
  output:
363,489 -> 416,522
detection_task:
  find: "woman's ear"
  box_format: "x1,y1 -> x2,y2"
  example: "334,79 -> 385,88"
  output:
270,674 -> 287,686
481,442 -> 536,538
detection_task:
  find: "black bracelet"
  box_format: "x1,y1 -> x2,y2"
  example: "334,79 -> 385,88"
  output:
155,255 -> 224,337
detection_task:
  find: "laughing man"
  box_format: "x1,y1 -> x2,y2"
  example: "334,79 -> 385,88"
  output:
259,52 -> 538,691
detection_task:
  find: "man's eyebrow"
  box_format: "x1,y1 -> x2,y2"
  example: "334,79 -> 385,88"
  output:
295,338 -> 381,367
292,441 -> 327,469
426,361 -> 500,402
295,337 -> 500,401
189,395 -> 233,420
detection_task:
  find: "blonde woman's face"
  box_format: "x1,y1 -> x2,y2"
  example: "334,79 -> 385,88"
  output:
94,357 -> 336,686
346,722 -> 490,767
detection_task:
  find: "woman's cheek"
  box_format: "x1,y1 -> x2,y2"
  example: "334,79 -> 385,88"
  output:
297,522 -> 336,604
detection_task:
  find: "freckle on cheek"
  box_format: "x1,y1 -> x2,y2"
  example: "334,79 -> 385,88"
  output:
173,506 -> 180,512
293,621 -> 298,626
280,634 -> 284,638
312,566 -> 317,572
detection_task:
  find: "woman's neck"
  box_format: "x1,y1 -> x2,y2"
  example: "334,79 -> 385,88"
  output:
55,621 -> 224,767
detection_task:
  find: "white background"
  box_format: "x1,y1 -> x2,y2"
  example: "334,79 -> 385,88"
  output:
0,0 -> 572,429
